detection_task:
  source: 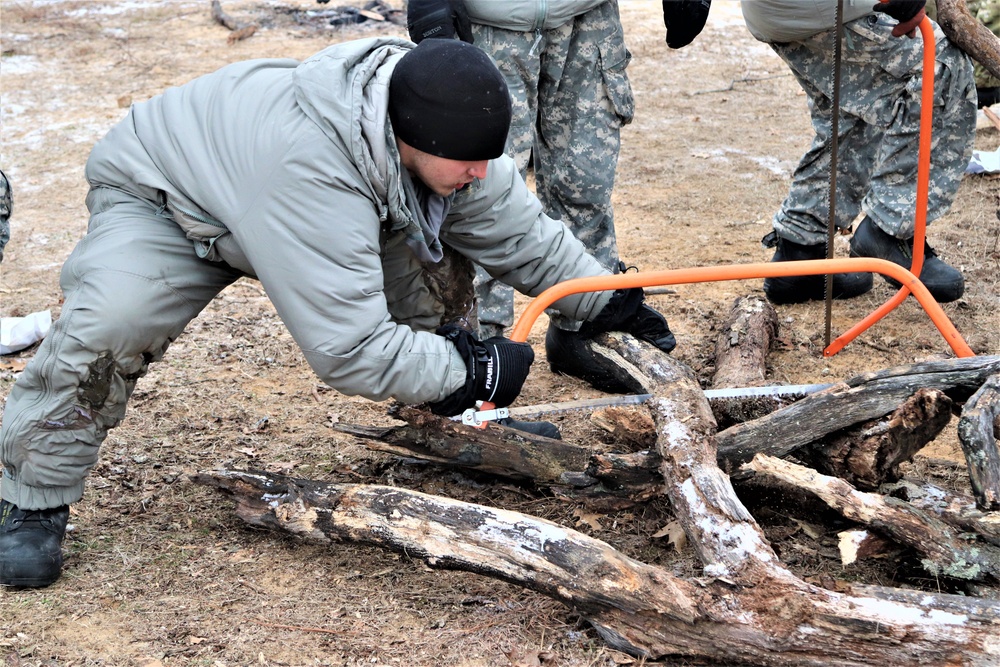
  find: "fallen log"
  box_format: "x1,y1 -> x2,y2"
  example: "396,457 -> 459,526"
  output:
744,454 -> 1000,583
794,387 -> 953,490
340,405 -> 588,485
882,479 -> 1000,547
344,406 -> 663,507
936,0 -> 1000,82
717,355 -> 1000,473
710,295 -> 782,428
194,467 -> 1000,664
957,374 -> 1000,510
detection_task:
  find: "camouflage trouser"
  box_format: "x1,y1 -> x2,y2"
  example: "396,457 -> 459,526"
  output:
771,13 -> 976,245
470,0 -> 634,336
927,0 -> 1000,90
0,169 -> 10,262
1,187 -> 242,510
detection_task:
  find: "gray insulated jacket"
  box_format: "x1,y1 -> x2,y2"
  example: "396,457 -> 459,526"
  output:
83,37 -> 611,405
741,0 -> 877,42
465,0 -> 609,30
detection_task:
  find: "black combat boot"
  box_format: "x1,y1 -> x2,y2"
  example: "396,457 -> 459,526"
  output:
762,234 -> 873,305
849,217 -> 964,303
0,499 -> 69,588
544,323 -> 643,394
978,86 -> 999,109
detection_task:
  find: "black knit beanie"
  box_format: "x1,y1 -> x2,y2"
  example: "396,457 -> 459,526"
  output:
389,39 -> 512,161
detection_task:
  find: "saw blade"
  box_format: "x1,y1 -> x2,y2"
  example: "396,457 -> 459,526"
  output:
505,393 -> 654,419
504,383 -> 834,420
703,383 -> 833,400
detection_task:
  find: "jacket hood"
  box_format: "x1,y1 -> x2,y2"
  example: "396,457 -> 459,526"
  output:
293,37 -> 414,226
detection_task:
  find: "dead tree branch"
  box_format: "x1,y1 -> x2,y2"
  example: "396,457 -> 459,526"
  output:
958,374 -> 1000,510
744,454 -> 1000,583
210,0 -> 257,43
936,0 -> 1000,82
710,295 -> 782,427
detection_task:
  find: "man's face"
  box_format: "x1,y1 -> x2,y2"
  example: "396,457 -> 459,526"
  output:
397,139 -> 489,197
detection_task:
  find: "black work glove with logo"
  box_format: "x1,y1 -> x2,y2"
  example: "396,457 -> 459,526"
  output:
429,325 -> 534,416
662,0 -> 712,49
873,0 -> 925,36
406,0 -> 474,44
580,287 -> 677,354
872,0 -> 924,22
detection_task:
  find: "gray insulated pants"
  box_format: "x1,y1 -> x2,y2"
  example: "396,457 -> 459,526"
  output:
770,13 -> 976,245
470,0 -> 634,335
0,187 -> 242,510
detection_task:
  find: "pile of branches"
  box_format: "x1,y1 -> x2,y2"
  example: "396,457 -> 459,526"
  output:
196,294 -> 1000,665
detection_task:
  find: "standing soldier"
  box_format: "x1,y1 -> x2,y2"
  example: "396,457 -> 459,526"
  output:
742,0 -> 977,305
406,0 -> 709,391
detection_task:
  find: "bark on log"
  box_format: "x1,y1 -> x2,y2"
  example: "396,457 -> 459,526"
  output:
794,387 -> 953,490
847,583 -> 1000,623
710,295 -> 782,428
744,454 -> 1000,583
936,0 -> 1000,82
344,409 -> 663,507
883,479 -> 1000,547
957,374 -> 1000,511
711,296 -> 778,388
717,355 -> 1000,473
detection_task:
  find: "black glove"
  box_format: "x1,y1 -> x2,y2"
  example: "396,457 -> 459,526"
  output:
580,288 -> 677,354
873,0 -> 925,36
429,325 -> 534,416
406,0 -> 474,44
661,0 -> 712,49
872,0 -> 924,22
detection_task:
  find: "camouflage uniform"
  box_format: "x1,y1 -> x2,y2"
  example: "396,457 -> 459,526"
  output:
769,13 -> 976,245
0,169 -> 10,262
469,0 -> 633,336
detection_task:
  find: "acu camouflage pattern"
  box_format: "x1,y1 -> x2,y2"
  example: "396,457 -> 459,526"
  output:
0,169 -> 10,262
470,0 -> 633,336
770,13 -> 976,245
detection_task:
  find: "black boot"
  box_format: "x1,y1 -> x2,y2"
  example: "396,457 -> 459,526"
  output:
544,323 -> 643,394
0,499 -> 69,588
978,86 -> 999,109
762,235 -> 873,305
849,217 -> 964,303
496,417 -> 562,440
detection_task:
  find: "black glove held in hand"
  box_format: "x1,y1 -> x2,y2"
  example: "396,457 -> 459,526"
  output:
873,0 -> 925,22
407,0 -> 473,44
581,288 -> 677,354
429,325 -> 534,416
662,0 -> 712,49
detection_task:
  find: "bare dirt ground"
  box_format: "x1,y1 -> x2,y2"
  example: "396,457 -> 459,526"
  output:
1,1 -> 998,665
